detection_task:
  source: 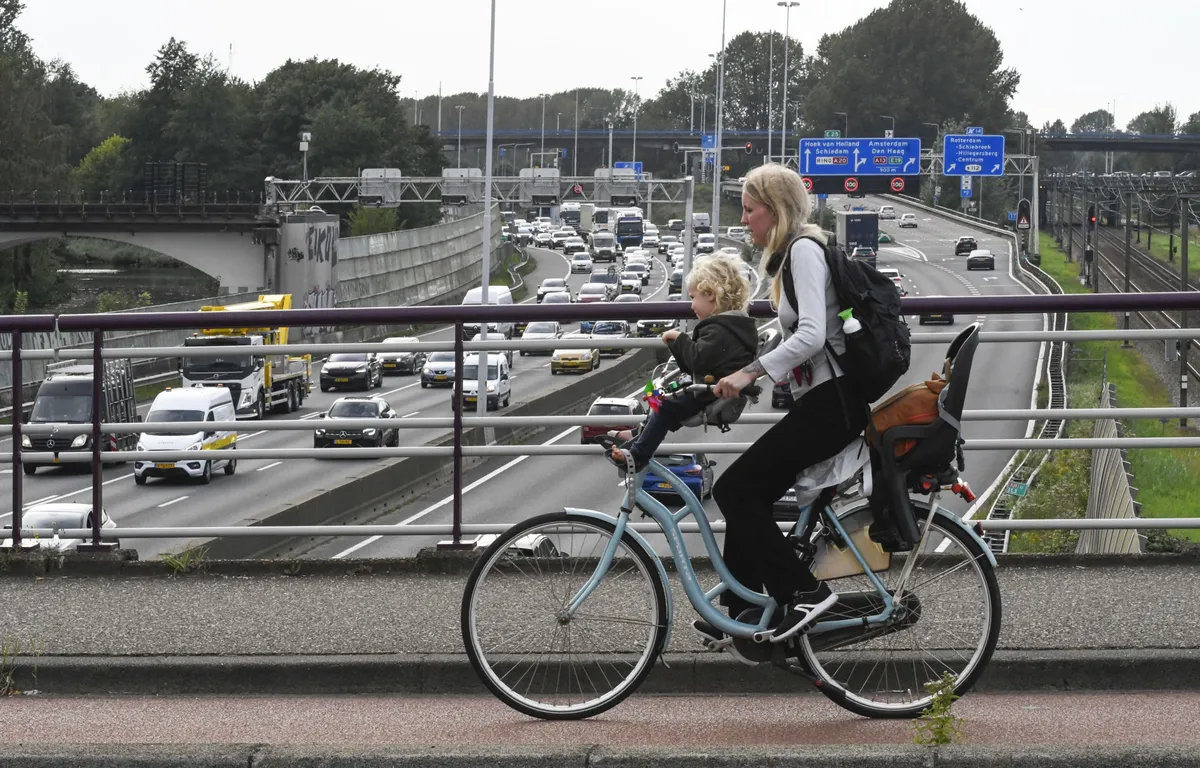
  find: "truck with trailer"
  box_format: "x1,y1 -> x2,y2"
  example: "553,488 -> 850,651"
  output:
834,210 -> 880,255
560,201 -> 581,230
614,210 -> 645,249
22,359 -> 139,475
180,294 -> 312,420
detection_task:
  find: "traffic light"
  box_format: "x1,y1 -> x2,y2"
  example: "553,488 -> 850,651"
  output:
1087,204 -> 1097,228
744,141 -> 754,154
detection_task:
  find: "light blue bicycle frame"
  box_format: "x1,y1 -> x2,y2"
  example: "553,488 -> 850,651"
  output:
563,455 -> 904,643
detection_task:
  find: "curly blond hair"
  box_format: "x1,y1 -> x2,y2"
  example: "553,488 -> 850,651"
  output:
687,254 -> 751,314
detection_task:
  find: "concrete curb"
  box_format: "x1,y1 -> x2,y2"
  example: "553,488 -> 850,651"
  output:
2,744 -> 1198,767
4,550 -> 1200,577
9,649 -> 1200,696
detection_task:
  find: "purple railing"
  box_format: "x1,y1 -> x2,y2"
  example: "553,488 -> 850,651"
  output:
4,291 -> 1200,553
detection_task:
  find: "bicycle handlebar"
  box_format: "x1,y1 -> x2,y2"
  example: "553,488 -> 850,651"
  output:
663,382 -> 763,400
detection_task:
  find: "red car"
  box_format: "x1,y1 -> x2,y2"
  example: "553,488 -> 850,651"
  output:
580,396 -> 646,444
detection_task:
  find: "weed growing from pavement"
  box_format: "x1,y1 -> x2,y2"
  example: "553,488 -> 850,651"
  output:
161,543 -> 209,575
912,672 -> 965,746
0,635 -> 41,696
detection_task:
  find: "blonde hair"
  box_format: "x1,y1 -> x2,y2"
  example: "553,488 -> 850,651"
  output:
687,254 -> 751,314
742,163 -> 828,307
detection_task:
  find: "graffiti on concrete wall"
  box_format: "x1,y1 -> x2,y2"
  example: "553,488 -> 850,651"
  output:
306,222 -> 338,266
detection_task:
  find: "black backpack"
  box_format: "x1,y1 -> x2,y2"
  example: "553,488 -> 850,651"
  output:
780,236 -> 911,403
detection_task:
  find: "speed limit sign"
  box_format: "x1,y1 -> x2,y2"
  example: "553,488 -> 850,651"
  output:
801,176 -> 813,192
844,177 -> 859,193
890,177 -> 906,192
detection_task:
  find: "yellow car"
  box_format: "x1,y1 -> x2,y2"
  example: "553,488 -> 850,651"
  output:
550,333 -> 601,374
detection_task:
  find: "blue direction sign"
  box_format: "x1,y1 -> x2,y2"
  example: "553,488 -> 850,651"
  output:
943,134 -> 1005,176
798,137 -> 922,176
1008,211 -> 1018,222
701,134 -> 716,149
966,126 -> 984,135
614,161 -> 643,174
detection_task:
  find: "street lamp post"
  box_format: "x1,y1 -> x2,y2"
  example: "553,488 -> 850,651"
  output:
834,111 -> 849,137
778,1 -> 799,160
540,93 -> 547,162
711,0 -> 728,234
478,0 -> 498,419
455,105 -> 465,167
922,121 -> 940,149
690,92 -> 696,134
574,90 -> 580,177
767,29 -> 775,162
557,112 -> 561,134
630,75 -> 643,167
880,115 -> 895,136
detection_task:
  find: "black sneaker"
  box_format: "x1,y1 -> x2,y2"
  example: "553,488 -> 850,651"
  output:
691,619 -> 757,666
769,584 -> 839,644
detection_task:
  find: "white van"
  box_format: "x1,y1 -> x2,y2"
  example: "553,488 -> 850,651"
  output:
879,205 -> 896,220
453,353 -> 511,411
461,285 -> 515,341
135,387 -> 237,485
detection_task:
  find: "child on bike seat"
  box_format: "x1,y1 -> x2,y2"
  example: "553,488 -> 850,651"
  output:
610,255 -> 758,472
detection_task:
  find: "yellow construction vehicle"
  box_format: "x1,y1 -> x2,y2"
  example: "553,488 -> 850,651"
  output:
180,294 -> 312,419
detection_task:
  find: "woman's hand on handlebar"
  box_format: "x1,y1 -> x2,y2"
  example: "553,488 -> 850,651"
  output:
714,368 -> 759,400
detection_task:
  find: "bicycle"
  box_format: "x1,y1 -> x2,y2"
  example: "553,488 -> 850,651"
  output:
461,324 -> 999,721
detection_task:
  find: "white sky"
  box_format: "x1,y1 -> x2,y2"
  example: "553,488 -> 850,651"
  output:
17,0 -> 1199,128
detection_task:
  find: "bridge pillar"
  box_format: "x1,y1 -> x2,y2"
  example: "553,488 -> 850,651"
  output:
276,211 -> 340,337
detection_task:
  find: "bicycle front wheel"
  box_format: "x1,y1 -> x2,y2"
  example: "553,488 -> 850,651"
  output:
461,512 -> 669,720
798,503 -> 1001,719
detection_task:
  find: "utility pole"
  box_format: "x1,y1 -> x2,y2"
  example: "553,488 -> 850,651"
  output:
1123,191 -> 1132,336
1181,196 -> 1193,424
766,30 -> 775,162
573,90 -> 579,177
1066,187 -> 1074,263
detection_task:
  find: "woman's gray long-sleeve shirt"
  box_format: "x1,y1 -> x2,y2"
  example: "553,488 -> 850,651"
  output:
757,237 -> 846,400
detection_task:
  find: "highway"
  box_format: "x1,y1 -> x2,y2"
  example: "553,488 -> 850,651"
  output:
0,245 -> 677,560
1,206 -> 1042,561
302,202 -> 1042,559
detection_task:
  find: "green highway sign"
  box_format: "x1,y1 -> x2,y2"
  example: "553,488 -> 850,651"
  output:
825,130 -> 841,138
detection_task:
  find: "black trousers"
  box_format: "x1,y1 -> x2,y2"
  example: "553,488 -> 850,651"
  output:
712,378 -> 868,616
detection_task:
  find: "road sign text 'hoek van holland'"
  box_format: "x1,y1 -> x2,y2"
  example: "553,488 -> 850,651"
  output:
798,137 -> 922,176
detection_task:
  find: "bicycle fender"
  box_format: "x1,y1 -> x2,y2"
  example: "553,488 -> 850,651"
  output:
564,507 -> 674,655
936,509 -> 998,568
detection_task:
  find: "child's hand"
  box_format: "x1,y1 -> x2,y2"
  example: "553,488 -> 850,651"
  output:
661,329 -> 681,343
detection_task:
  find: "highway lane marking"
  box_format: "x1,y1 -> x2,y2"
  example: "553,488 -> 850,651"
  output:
157,495 -> 189,508
402,411 -> 420,418
332,423 -> 581,559
381,381 -> 421,397
239,430 -> 267,441
300,413 -> 324,420
0,473 -> 135,519
256,461 -> 282,472
0,469 -> 10,474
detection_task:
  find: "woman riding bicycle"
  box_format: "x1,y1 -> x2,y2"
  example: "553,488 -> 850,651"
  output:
701,163 -> 868,646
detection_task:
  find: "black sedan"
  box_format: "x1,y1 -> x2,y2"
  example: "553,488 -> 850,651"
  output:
918,295 -> 955,325
380,337 -> 425,375
314,396 -> 399,449
320,353 -> 382,391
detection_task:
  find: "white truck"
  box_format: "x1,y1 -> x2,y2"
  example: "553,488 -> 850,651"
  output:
180,294 -> 313,419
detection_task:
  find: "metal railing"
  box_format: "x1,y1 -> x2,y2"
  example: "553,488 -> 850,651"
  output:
4,293 -> 1200,554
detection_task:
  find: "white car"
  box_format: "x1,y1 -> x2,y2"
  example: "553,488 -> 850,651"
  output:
620,271 -> 643,295
624,262 -> 650,285
879,205 -> 896,220
898,213 -> 918,228
570,252 -> 594,273
642,232 -> 660,247
877,267 -> 905,296
726,226 -> 748,242
696,233 -> 717,253
2,503 -> 117,551
533,231 -> 553,247
719,246 -> 743,258
550,230 -> 573,249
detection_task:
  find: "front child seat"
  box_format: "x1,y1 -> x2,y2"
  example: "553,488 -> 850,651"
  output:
868,323 -> 980,551
678,327 -> 780,432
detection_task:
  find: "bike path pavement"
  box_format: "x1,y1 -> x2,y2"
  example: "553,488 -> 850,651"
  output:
1,553 -> 1198,695
2,692 -> 1199,767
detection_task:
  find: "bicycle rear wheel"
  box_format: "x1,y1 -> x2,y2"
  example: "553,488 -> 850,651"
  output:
798,502 -> 1001,719
461,512 -> 669,720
